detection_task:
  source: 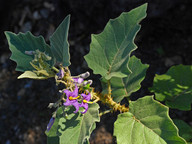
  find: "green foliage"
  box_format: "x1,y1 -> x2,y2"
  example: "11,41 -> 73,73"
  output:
46,103 -> 100,144
50,15 -> 71,66
150,65 -> 192,111
114,96 -> 186,144
102,56 -> 149,102
5,31 -> 54,72
173,119 -> 192,143
6,3 -> 192,144
84,4 -> 147,80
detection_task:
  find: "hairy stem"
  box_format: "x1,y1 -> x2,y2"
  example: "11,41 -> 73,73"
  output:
92,81 -> 129,113
99,109 -> 112,117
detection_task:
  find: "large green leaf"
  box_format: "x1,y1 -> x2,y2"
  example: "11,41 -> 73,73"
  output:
173,119 -> 192,143
50,15 -> 71,66
84,4 -> 147,80
102,56 -> 149,102
5,31 -> 54,72
149,65 -> 192,111
114,96 -> 186,144
46,103 -> 100,144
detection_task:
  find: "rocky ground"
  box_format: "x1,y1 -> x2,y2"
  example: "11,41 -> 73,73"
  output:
0,0 -> 192,144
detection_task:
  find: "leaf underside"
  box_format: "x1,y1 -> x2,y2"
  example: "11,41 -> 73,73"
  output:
84,4 -> 147,80
150,65 -> 192,111
50,15 -> 71,66
5,31 -> 54,72
114,96 -> 186,144
46,103 -> 100,144
18,71 -> 47,79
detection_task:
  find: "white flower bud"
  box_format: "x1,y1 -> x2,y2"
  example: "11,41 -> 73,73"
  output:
80,71 -> 90,79
83,80 -> 93,86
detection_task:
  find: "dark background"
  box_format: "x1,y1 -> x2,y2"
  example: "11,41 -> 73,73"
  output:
0,0 -> 192,144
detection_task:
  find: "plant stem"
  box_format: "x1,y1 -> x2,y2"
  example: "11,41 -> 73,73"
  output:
99,109 -> 112,117
52,66 -> 59,73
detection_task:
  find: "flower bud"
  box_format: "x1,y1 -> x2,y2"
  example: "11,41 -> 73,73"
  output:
80,72 -> 90,79
48,103 -> 54,108
25,51 -> 35,55
83,80 -> 93,86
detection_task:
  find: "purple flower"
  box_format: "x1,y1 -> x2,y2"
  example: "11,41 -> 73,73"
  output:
63,85 -> 80,113
47,117 -> 55,131
57,69 -> 64,79
79,93 -> 91,114
73,78 -> 84,84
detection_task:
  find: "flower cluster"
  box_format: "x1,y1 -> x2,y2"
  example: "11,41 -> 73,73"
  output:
46,69 -> 93,131
58,69 -> 93,114
63,84 -> 92,114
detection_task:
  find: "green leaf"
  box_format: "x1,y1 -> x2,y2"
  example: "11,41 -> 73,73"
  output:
173,119 -> 192,142
102,56 -> 149,102
84,4 -> 147,80
57,103 -> 100,144
114,96 -> 186,144
50,15 -> 71,66
46,103 -> 100,144
18,71 -> 48,79
5,31 -> 54,72
46,107 -> 63,144
149,65 -> 192,110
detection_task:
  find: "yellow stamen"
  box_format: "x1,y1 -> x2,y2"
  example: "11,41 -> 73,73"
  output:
69,96 -> 80,100
83,99 -> 93,104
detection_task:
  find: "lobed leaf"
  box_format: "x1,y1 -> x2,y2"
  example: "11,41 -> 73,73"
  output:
84,4 -> 147,80
149,65 -> 192,111
50,15 -> 71,66
114,96 -> 186,144
46,103 -> 100,144
102,55 -> 149,102
5,31 -> 54,72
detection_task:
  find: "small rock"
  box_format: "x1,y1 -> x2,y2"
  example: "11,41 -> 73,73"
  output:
21,22 -> 32,32
5,140 -> 11,144
17,88 -> 26,97
0,53 -> 10,64
24,80 -> 33,88
33,11 -> 41,20
44,2 -> 55,11
40,9 -> 49,18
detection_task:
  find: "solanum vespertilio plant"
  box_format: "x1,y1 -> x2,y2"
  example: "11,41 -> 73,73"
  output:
5,3 -> 191,144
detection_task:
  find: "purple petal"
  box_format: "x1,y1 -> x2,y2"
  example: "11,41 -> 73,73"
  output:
63,86 -> 78,98
63,89 -> 71,97
72,85 -> 78,97
81,93 -> 91,101
72,101 -> 80,113
73,78 -> 78,83
57,69 -> 64,79
80,103 -> 88,114
47,117 -> 55,131
63,100 -> 72,106
77,78 -> 84,84
73,78 -> 84,84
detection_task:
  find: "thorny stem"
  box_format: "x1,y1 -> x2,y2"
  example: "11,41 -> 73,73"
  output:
92,81 -> 129,113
